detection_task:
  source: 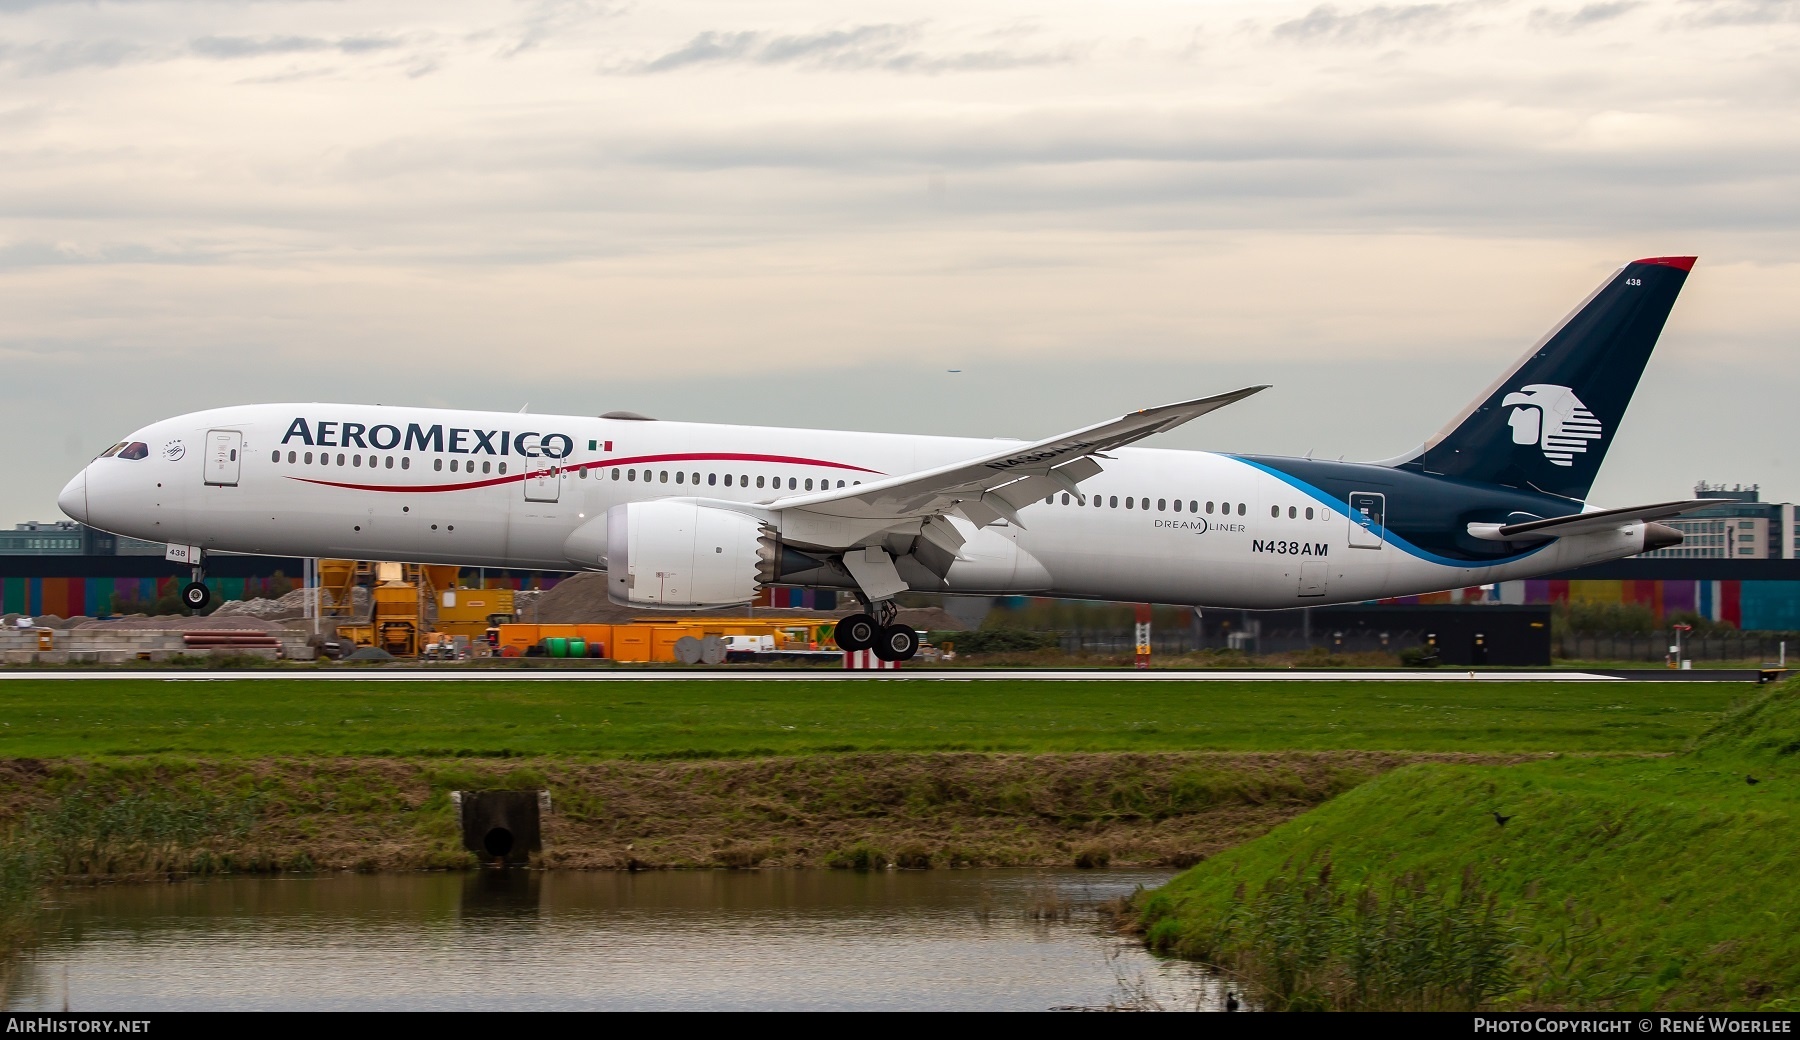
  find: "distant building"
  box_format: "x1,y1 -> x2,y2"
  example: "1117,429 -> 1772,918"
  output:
1640,483 -> 1799,561
0,521 -> 164,557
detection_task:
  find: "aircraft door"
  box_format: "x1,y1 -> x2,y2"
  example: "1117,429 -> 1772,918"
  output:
1347,491 -> 1385,549
204,429 -> 243,487
524,460 -> 561,503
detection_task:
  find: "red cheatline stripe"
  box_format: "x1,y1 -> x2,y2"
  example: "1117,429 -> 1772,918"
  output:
286,451 -> 883,494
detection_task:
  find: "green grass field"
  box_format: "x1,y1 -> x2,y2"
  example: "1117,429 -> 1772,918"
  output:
1138,677 -> 1800,1010
0,677 -> 1745,758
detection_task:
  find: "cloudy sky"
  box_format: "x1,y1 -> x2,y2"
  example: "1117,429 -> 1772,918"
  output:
3,0 -> 1798,521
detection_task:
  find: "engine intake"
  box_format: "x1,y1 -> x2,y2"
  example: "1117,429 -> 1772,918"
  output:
605,500 -> 768,608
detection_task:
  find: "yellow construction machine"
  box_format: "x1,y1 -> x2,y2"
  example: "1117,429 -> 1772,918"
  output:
328,560 -> 464,658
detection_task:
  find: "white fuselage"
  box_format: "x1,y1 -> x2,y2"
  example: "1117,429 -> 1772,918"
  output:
62,403 -> 1651,610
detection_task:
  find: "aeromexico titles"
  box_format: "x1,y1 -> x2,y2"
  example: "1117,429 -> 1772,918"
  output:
60,256 -> 1708,661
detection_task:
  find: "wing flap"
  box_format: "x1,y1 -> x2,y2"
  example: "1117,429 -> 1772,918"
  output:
771,385 -> 1269,528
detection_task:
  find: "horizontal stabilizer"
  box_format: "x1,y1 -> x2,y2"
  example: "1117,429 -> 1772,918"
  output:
1467,499 -> 1712,542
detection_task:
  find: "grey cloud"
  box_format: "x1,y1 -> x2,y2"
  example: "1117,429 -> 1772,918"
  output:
631,23 -> 1072,74
1679,0 -> 1800,25
498,0 -> 621,58
190,34 -> 403,59
1272,1 -> 1494,43
0,241 -> 218,269
0,38 -> 143,74
1529,1 -> 1643,31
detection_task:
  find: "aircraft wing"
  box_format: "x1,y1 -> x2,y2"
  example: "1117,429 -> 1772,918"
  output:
1467,499 -> 1712,542
768,385 -> 1268,550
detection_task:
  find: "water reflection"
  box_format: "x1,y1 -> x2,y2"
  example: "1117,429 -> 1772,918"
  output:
7,870 -> 1221,1011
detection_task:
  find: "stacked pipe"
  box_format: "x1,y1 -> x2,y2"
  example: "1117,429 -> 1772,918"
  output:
183,631 -> 283,652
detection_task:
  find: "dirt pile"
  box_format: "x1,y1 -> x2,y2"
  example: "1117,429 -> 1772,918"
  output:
212,586 -> 369,621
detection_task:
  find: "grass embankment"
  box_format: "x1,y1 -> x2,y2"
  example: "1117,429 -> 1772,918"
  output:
1136,677 -> 1800,1010
0,678 -> 1733,758
0,752 -> 1479,876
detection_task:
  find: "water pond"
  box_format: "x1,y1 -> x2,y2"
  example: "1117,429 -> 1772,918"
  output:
6,869 -> 1223,1012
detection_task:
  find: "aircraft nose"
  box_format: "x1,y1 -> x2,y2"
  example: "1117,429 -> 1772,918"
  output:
57,467 -> 88,524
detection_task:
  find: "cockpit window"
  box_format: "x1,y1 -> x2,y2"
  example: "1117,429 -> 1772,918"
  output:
99,443 -> 127,458
117,442 -> 149,460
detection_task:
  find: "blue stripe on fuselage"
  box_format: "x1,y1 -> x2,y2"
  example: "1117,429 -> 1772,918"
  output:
1226,455 -> 1555,570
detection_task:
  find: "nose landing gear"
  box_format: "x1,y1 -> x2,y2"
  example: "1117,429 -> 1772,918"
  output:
181,560 -> 211,612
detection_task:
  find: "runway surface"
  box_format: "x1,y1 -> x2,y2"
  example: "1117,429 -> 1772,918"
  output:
0,668 -> 1729,682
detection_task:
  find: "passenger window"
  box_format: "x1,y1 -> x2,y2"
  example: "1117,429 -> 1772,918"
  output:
449,459 -> 458,472
1237,503 -> 1245,515
1125,497 -> 1133,509
304,452 -> 314,464
1189,501 -> 1198,513
269,450 -> 279,463
692,473 -> 700,485
484,461 -> 493,474
1205,501 -> 1214,514
1172,499 -> 1181,512
336,454 -> 343,466
724,474 -> 733,486
806,479 -> 814,491
1271,505 -> 1279,518
436,458 -> 444,471
401,457 -> 410,470
1158,499 -> 1167,511
385,456 -> 394,469
612,468 -> 620,480
1288,506 -> 1297,519
288,451 -> 297,464
709,474 -> 717,486
837,480 -> 845,488
1305,507 -> 1314,520
1109,496 -> 1118,508
756,476 -> 765,488
788,477 -> 797,490
499,463 -> 507,475
659,471 -> 668,483
1061,493 -> 1071,505
676,471 -> 685,484
1221,501 -> 1231,513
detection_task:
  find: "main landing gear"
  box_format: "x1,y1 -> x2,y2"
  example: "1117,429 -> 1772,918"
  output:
833,599 -> 918,661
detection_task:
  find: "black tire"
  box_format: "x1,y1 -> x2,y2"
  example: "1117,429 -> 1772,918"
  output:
181,581 -> 211,612
872,624 -> 919,662
835,613 -> 878,652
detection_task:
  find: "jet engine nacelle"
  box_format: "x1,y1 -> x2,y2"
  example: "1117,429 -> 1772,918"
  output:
605,500 -> 768,608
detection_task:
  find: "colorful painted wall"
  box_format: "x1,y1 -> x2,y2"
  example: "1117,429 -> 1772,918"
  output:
1380,580 -> 1800,631
2,570 -> 572,617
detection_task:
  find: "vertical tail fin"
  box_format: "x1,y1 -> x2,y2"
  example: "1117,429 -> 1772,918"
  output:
1400,256 -> 1694,501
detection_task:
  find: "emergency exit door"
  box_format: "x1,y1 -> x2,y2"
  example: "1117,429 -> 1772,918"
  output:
204,429 -> 242,487
524,461 -> 561,502
1348,491 -> 1385,549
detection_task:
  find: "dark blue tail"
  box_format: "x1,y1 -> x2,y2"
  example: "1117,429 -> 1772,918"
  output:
1397,256 -> 1694,501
